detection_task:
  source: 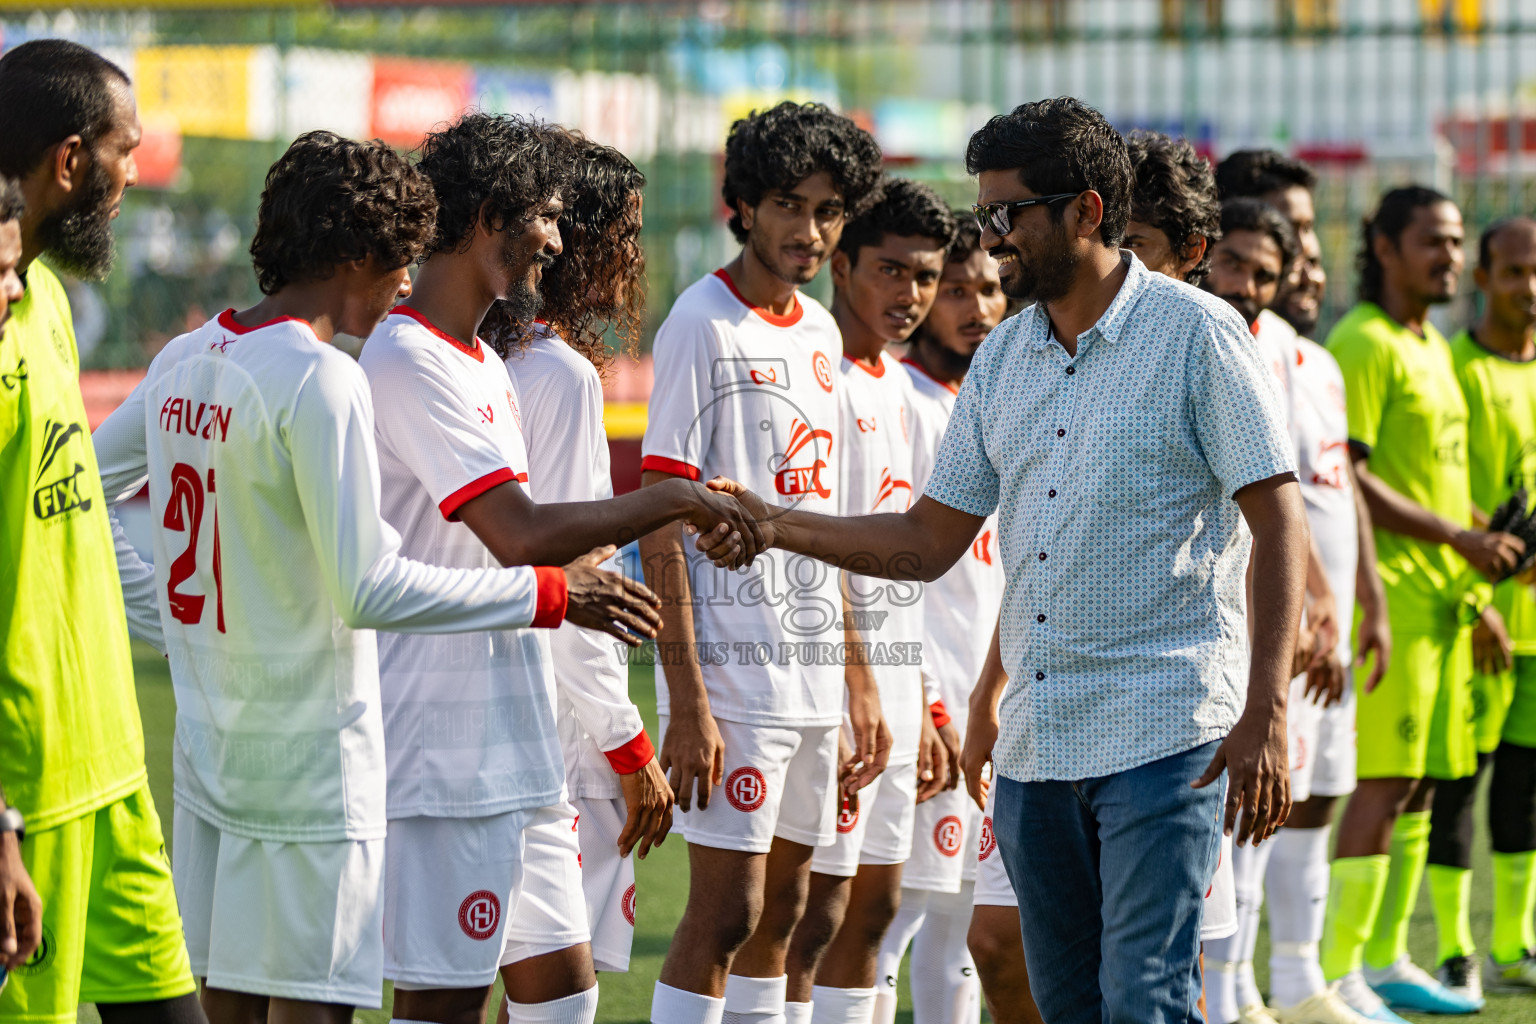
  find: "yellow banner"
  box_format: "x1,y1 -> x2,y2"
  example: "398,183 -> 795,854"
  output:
0,1 -> 313,7
136,46 -> 258,140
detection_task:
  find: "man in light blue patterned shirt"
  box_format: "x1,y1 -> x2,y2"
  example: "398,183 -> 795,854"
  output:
721,98 -> 1309,1022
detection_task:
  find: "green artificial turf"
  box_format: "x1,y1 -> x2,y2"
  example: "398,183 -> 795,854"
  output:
77,644 -> 1533,1022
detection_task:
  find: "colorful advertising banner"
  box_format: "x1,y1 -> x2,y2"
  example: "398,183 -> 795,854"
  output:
370,57 -> 473,148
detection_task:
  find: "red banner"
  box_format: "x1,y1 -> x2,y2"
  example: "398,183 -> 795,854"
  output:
369,58 -> 472,149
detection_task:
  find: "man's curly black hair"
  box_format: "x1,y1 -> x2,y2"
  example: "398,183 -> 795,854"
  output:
1219,197 -> 1300,274
249,131 -> 436,297
837,176 -> 957,264
0,175 -> 24,224
947,215 -> 982,263
1126,131 -> 1221,286
722,101 -> 884,243
415,112 -> 573,255
966,97 -> 1133,248
1214,149 -> 1317,201
481,138 -> 646,373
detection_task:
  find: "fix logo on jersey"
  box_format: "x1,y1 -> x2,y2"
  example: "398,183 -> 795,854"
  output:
1434,414 -> 1469,467
856,415 -> 877,433
972,529 -> 994,565
208,336 -> 236,354
770,418 -> 834,500
725,766 -> 767,812
872,467 -> 913,512
978,816 -> 997,861
1311,440 -> 1350,489
458,889 -> 502,941
31,419 -> 94,521
712,356 -> 790,392
621,883 -> 637,927
836,798 -> 860,834
1,357 -> 26,390
812,351 -> 834,393
933,815 -> 964,857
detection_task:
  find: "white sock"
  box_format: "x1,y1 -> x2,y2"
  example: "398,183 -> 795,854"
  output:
723,973 -> 788,1024
909,884 -> 980,1024
1202,956 -> 1241,1024
504,987 -> 599,1024
874,887 -> 929,1024
809,985 -> 877,1024
1233,838 -> 1274,1009
783,1001 -> 813,1024
653,981 -> 726,1024
1265,826 -> 1331,1008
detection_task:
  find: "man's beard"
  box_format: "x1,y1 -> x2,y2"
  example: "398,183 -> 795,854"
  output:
38,159 -> 116,281
995,223 -> 1076,303
1215,292 -> 1262,328
501,244 -> 553,323
915,329 -> 977,377
750,229 -> 821,286
1277,294 -> 1318,338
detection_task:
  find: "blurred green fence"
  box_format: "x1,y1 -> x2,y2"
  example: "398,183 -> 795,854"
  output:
4,0 -> 1533,366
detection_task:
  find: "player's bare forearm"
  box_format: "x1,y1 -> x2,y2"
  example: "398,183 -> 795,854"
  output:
459,475 -> 748,569
638,515 -> 709,714
1350,461 -> 1386,612
766,495 -> 984,582
1352,456 -> 1464,547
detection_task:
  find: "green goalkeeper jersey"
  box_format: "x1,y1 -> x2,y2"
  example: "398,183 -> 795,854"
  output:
1330,302 -> 1482,635
1452,327 -> 1536,654
0,260 -> 146,831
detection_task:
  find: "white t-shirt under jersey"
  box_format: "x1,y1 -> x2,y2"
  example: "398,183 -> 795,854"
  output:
361,306 -> 565,820
839,349 -> 925,761
642,269 -> 845,728
903,357 -> 1006,738
506,326 -> 653,801
94,310 -> 566,843
1255,310 -> 1357,658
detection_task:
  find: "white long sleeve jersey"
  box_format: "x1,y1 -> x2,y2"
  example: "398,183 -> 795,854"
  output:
93,311 -> 566,843
505,327 -> 653,801
903,358 -> 1005,738
361,307 -> 570,819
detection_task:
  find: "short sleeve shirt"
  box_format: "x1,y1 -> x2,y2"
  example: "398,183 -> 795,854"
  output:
923,253 -> 1296,783
1329,303 -> 1476,635
1452,328 -> 1536,654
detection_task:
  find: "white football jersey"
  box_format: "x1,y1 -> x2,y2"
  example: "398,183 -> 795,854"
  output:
361,306 -> 564,819
903,358 -> 1006,738
506,326 -> 652,801
642,269 -> 845,728
94,311 -> 565,842
1255,311 -> 1357,660
839,349 -> 925,760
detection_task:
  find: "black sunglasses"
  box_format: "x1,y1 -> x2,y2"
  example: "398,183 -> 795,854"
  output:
971,193 -> 1081,236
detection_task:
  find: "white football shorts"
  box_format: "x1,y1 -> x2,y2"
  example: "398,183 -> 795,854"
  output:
383,806 -> 533,989
499,801 -> 592,969
902,783 -> 982,894
811,755 -> 920,878
173,806 -> 384,1006
1287,673 -> 1325,804
572,794 -> 636,973
972,786 -> 1015,908
659,715 -> 840,853
1202,832 -> 1237,942
1309,668 -> 1357,798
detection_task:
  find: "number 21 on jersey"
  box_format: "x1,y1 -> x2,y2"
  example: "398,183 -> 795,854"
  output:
163,461 -> 225,632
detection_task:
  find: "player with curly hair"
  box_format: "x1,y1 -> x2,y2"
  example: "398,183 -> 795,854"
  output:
358,113 -> 761,1024
497,140 -> 657,986
639,101 -> 884,1024
94,129 -> 662,1023
1124,131 -> 1220,287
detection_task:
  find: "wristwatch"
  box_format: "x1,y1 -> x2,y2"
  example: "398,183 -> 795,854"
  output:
0,805 -> 24,845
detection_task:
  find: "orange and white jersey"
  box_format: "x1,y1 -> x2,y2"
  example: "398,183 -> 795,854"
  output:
506,326 -> 653,801
361,306 -> 564,820
642,268 -> 845,728
94,311 -> 563,843
904,358 -> 1005,738
839,348 -> 924,760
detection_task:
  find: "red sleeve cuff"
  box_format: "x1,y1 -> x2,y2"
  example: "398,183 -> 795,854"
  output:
531,566 -> 568,628
602,729 -> 656,775
929,700 -> 951,730
439,467 -> 517,522
640,454 -> 701,481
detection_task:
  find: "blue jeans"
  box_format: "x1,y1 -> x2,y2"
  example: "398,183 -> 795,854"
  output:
993,739 -> 1225,1024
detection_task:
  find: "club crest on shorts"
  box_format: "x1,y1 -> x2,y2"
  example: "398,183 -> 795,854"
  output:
836,800 -> 860,834
725,766 -> 766,812
978,816 -> 997,861
622,883 -> 637,926
933,814 -> 964,856
458,889 -> 501,941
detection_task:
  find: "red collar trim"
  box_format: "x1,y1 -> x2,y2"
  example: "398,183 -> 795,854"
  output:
218,308 -> 311,335
1249,318 -> 1262,337
713,268 -> 803,328
392,304 -> 484,363
843,352 -> 886,378
900,356 -> 960,395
